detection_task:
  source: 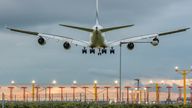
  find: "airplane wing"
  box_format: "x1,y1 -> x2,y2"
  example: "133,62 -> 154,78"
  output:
107,28 -> 190,47
6,27 -> 90,47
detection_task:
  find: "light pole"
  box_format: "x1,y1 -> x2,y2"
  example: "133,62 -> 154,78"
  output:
114,80 -> 119,102
8,80 -> 15,101
134,79 -> 140,103
71,80 -> 77,101
175,66 -> 192,105
21,87 -> 27,102
59,86 -> 65,101
94,80 -> 98,102
31,80 -> 35,102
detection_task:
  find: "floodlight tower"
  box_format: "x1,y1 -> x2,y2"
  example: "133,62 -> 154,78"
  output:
35,86 -> 40,101
114,80 -> 120,102
104,86 -> 110,102
175,66 -> 192,105
82,86 -> 89,102
31,80 -> 35,102
93,80 -> 99,102
71,80 -> 77,101
166,86 -> 172,104
134,79 -> 140,103
59,86 -> 65,101
8,80 -> 15,101
124,86 -> 131,104
21,87 -> 27,101
52,80 -> 57,101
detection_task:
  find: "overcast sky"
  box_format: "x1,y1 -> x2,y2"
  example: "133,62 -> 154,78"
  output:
0,0 -> 191,85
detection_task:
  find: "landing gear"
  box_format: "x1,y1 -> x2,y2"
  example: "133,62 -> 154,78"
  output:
101,48 -> 107,54
82,47 -> 87,54
110,47 -> 115,54
98,48 -> 102,56
90,48 -> 95,54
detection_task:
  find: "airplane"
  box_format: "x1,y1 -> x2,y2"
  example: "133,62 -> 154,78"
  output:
6,0 -> 190,55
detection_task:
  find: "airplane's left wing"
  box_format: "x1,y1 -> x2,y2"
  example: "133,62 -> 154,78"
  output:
107,28 -> 190,47
6,27 -> 90,47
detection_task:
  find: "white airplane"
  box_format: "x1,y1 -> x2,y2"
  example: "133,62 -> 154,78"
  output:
7,0 -> 189,55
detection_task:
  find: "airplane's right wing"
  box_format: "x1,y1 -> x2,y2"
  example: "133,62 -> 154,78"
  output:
107,28 -> 190,47
6,27 -> 90,47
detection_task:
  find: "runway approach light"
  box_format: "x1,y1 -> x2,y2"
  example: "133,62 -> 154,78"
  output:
114,80 -> 118,84
149,80 -> 153,84
11,80 -> 15,84
94,80 -> 98,84
52,80 -> 57,85
73,80 -> 77,84
175,66 -> 179,72
161,80 -> 165,84
31,80 -> 36,84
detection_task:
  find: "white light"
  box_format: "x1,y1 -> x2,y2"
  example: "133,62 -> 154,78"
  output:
149,80 -> 153,84
31,80 -> 35,84
11,80 -> 15,84
73,80 -> 77,84
135,88 -> 138,90
175,66 -> 179,71
144,88 -> 147,91
161,80 -> 165,84
52,80 -> 57,84
94,80 -> 98,84
114,80 -> 118,84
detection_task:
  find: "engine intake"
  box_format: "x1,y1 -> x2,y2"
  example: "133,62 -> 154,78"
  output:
38,37 -> 46,45
127,42 -> 134,50
63,42 -> 71,50
151,38 -> 159,46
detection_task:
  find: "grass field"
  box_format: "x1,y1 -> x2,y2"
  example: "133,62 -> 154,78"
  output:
1,102 -> 192,108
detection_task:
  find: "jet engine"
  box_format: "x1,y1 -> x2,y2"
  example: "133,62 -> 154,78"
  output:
63,42 -> 71,50
38,37 -> 46,45
127,42 -> 134,50
151,38 -> 159,46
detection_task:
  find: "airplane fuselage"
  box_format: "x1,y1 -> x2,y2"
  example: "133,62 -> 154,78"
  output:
90,26 -> 106,48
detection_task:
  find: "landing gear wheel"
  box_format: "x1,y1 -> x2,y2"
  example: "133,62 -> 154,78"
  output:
110,47 -> 115,54
102,48 -> 107,54
82,48 -> 87,54
90,48 -> 95,54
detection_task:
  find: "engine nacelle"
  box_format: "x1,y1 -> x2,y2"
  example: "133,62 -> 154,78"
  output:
151,38 -> 159,46
38,37 -> 46,45
127,42 -> 134,50
63,42 -> 71,50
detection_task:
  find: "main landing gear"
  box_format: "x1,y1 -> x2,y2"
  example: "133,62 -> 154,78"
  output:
82,48 -> 115,55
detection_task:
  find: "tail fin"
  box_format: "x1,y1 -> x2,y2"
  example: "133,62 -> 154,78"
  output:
96,0 -> 100,25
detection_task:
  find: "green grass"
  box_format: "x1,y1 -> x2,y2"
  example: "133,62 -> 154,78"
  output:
0,102 -> 192,108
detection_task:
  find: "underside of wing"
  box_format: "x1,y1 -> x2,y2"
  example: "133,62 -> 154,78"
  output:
6,27 -> 90,47
107,28 -> 190,47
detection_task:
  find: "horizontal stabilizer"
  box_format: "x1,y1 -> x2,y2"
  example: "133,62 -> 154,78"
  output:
59,24 -> 93,32
100,24 -> 134,32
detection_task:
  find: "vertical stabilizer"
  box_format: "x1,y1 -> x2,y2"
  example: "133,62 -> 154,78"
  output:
96,0 -> 100,25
